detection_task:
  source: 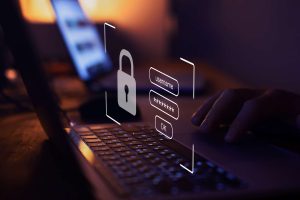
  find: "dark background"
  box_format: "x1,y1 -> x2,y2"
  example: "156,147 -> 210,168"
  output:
2,0 -> 300,93
171,0 -> 300,94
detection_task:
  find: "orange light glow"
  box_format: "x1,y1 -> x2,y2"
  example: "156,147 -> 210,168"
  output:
19,0 -> 171,57
78,140 -> 95,164
19,0 -> 55,23
19,0 -> 157,24
5,69 -> 18,81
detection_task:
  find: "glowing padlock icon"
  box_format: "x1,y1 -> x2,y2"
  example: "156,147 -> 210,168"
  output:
117,49 -> 136,116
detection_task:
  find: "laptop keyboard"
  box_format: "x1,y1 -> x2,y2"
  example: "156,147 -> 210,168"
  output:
71,124 -> 244,197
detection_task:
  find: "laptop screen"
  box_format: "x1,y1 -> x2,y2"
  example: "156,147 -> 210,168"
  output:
51,0 -> 112,81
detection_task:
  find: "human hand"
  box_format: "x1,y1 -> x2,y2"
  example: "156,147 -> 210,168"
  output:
191,88 -> 300,143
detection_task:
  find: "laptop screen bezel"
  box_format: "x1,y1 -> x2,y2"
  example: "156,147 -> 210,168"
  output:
0,1 -> 94,197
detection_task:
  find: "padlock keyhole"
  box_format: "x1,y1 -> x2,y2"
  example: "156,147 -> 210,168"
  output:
124,85 -> 129,102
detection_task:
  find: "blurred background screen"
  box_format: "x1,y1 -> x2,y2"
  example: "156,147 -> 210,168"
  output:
51,0 -> 111,80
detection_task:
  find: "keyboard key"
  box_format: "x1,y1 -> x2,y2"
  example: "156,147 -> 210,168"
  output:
131,144 -> 145,149
125,141 -> 142,146
147,141 -> 159,147
174,158 -> 185,164
113,130 -> 127,135
158,161 -> 169,168
107,160 -> 124,166
92,146 -> 110,152
141,138 -> 156,143
115,133 -> 131,138
88,125 -> 107,130
134,134 -> 150,139
73,126 -> 90,133
143,153 -> 155,160
165,166 -> 178,173
117,171 -> 137,179
101,155 -> 120,161
131,160 -> 144,167
166,153 -> 178,160
149,157 -> 163,164
119,137 -> 136,142
216,167 -> 225,174
137,165 -> 150,173
159,149 -> 172,156
112,165 -> 131,172
158,137 -> 166,142
74,124 -> 244,197
101,135 -> 117,140
108,143 -> 125,149
153,145 -> 165,151
126,155 -> 139,162
119,151 -> 134,157
81,135 -> 98,139
107,127 -> 123,132
132,131 -> 146,136
77,131 -> 94,136
104,139 -> 119,144
169,171 -> 184,180
97,151 -> 114,156
206,161 -> 216,168
136,148 -> 151,154
95,132 -> 113,137
84,138 -> 102,143
144,170 -> 159,180
88,142 -> 106,147
114,147 -> 130,152
121,124 -> 141,132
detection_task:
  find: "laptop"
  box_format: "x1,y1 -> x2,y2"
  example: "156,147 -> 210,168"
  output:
1,1 -> 300,199
50,0 -> 207,95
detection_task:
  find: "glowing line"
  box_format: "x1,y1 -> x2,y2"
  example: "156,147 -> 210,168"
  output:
104,22 -> 116,53
104,22 -> 116,29
180,144 -> 195,174
180,57 -> 195,99
105,91 -> 121,126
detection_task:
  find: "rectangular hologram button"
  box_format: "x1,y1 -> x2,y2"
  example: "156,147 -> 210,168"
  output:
149,90 -> 179,120
149,67 -> 179,96
155,115 -> 173,139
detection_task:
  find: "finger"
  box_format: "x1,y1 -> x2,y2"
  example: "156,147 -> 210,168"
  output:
199,89 -> 261,133
225,89 -> 299,143
191,92 -> 222,126
225,99 -> 265,143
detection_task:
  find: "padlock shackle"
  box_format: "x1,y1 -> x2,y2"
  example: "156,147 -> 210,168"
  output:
119,49 -> 134,76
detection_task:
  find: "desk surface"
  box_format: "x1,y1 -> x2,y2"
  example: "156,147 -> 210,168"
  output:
0,62 -> 243,199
